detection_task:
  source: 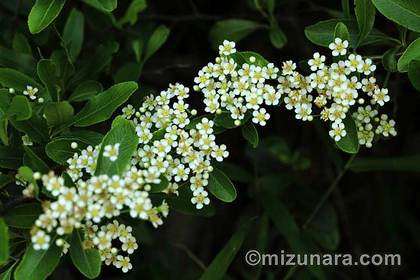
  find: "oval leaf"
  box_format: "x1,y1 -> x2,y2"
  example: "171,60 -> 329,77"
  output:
397,37 -> 420,72
70,229 -> 101,279
28,0 -> 66,34
336,116 -> 360,154
372,0 -> 420,33
207,168 -> 237,202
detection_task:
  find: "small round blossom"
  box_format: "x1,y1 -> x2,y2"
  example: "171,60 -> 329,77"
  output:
329,38 -> 348,56
103,143 -> 120,161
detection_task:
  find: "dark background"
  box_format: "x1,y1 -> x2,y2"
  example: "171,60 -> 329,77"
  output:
2,0 -> 420,279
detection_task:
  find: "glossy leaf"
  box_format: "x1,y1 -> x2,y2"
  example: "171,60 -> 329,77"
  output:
355,0 -> 376,45
3,203 -> 42,229
372,0 -> 420,33
207,168 -> 237,202
397,37 -> 420,72
7,96 -> 32,121
408,60 -> 420,91
95,118 -> 138,175
209,19 -> 260,48
241,121 -> 259,148
269,26 -> 287,49
14,236 -> 62,280
334,22 -> 350,42
336,116 -> 359,154
63,9 -> 84,62
68,80 -> 103,102
0,218 -> 9,265
119,0 -> 147,25
37,59 -> 59,101
144,25 -> 170,62
199,218 -> 253,280
28,0 -> 66,34
44,101 -> 74,127
70,229 -> 101,279
71,81 -> 138,127
82,0 -> 117,12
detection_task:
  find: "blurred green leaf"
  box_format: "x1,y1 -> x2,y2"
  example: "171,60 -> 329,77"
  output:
69,80 -> 103,102
409,60 -> 420,91
71,81 -> 138,127
95,117 -> 138,175
119,0 -> 147,25
44,101 -> 74,127
336,116 -> 359,154
45,130 -> 103,164
4,203 -> 42,229
269,26 -> 287,49
334,22 -> 350,42
398,37 -> 420,72
382,46 -> 399,72
241,121 -> 259,148
7,96 -> 32,121
209,19 -> 260,48
37,59 -> 60,101
349,155 -> 420,172
208,168 -> 237,202
150,175 -> 169,193
10,115 -> 50,144
63,9 -> 84,62
305,19 -> 394,48
12,33 -> 32,55
23,146 -> 50,173
14,236 -> 62,280
0,46 -> 36,75
82,0 -> 117,12
0,261 -> 17,280
0,218 -> 9,265
70,229 -> 101,279
0,68 -> 42,92
372,0 -> 420,33
28,0 -> 66,34
199,218 -> 253,280
229,51 -> 269,67
355,0 -> 376,45
144,25 -> 170,62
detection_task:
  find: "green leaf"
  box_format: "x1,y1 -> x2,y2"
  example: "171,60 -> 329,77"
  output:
45,130 -> 103,164
82,0 -> 117,12
28,0 -> 66,34
12,33 -> 32,55
0,261 -> 17,280
150,175 -> 169,193
372,0 -> 420,33
305,19 -> 394,48
10,115 -> 49,144
0,146 -> 23,169
144,25 -> 170,62
71,81 -> 138,127
199,218 -> 253,280
0,68 -> 42,92
398,37 -> 420,72
0,46 -> 36,76
18,166 -> 38,194
119,0 -> 147,26
95,118 -> 138,175
349,155 -> 420,172
14,236 -> 62,280
241,121 -> 259,148
23,146 -> 50,173
262,193 -> 326,279
382,46 -> 399,72
214,112 -> 237,129
207,168 -> 237,202
269,26 -> 287,49
209,19 -> 260,49
0,218 -> 9,265
355,0 -> 376,45
114,62 -> 142,83
334,22 -> 350,42
409,60 -> 420,91
336,116 -> 359,154
0,174 -> 13,190
7,96 -> 32,121
44,101 -> 74,127
70,229 -> 101,279
37,59 -> 59,101
229,51 -> 269,67
3,203 -> 42,229
69,80 -> 103,102
63,9 -> 84,62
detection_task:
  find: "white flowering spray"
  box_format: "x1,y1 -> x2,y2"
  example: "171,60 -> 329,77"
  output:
26,39 -> 397,273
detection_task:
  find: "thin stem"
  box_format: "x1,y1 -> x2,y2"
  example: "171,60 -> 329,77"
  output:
302,154 -> 356,229
173,243 -> 206,271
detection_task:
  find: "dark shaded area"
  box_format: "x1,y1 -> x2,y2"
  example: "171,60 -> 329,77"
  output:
0,0 -> 419,279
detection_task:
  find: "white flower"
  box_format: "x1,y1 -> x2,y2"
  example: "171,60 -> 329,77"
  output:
191,189 -> 210,209
32,230 -> 50,250
219,40 -> 236,56
252,108 -> 270,126
103,143 -> 120,161
328,38 -> 348,56
329,121 -> 347,141
308,52 -> 326,71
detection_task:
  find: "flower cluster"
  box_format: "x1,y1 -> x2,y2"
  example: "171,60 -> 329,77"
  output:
26,39 -> 397,274
194,40 -> 281,126
122,82 -> 229,209
8,85 -> 44,103
277,37 -> 396,146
